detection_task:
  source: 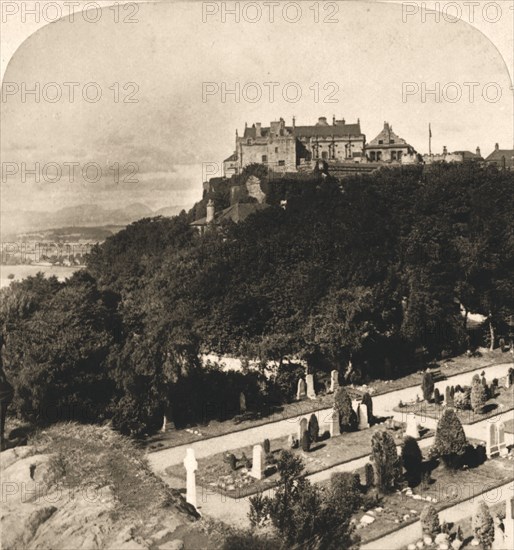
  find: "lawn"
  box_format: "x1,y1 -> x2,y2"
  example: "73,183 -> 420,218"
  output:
167,419 -> 434,499
354,457 -> 514,545
393,381 -> 514,425
147,350 -> 512,452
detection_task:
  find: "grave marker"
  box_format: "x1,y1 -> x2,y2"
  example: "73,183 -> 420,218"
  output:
296,378 -> 307,400
330,370 -> 339,393
250,444 -> 264,479
183,448 -> 198,508
306,374 -> 316,399
358,403 -> 369,429
404,414 -> 420,439
329,408 -> 340,437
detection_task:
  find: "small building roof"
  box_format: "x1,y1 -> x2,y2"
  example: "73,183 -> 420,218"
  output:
191,202 -> 269,227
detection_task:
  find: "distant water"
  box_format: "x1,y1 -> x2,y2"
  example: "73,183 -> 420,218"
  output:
0,265 -> 82,288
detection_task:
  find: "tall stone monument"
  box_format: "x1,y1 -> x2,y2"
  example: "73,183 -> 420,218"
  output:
296,378 -> 307,401
183,448 -> 198,508
357,403 -> 369,430
329,370 -> 339,393
306,374 -> 316,399
250,444 -> 264,480
329,408 -> 340,437
404,414 -> 420,439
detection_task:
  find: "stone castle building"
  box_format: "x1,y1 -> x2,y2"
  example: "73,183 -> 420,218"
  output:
485,143 -> 514,170
223,117 -> 422,176
365,122 -> 418,163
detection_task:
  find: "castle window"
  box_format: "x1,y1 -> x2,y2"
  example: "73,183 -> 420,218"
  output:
278,160 -> 285,166
322,151 -> 328,160
247,139 -> 251,145
398,151 -> 403,159
377,151 -> 382,161
262,155 -> 268,163
391,151 -> 397,161
389,139 -> 395,144
370,151 -> 376,161
275,147 -> 279,153
378,140 -> 383,145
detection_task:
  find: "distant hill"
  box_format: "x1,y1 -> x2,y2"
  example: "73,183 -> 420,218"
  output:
1,203 -> 186,236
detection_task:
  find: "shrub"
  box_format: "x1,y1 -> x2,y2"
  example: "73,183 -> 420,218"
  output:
402,435 -> 423,479
263,438 -> 271,454
472,501 -> 494,550
248,492 -> 272,527
227,453 -> 237,471
370,430 -> 401,493
301,429 -> 311,452
471,379 -> 488,413
420,504 -> 440,536
454,387 -> 471,410
455,384 -> 462,393
364,462 -> 374,488
433,388 -> 441,404
361,392 -> 373,420
241,452 -> 251,469
334,387 -> 357,431
433,409 -> 467,468
308,414 -> 319,442
330,471 -> 362,513
422,372 -> 434,401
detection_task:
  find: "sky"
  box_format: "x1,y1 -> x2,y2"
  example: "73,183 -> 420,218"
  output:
1,0 -> 513,228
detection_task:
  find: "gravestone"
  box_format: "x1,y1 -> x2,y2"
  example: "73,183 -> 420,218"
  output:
296,378 -> 307,401
404,414 -> 420,439
298,417 -> 308,441
183,448 -> 198,508
250,444 -> 264,480
486,423 -> 499,458
506,375 -> 511,389
351,399 -> 360,417
239,392 -> 247,413
329,408 -> 340,437
498,422 -> 507,457
306,374 -> 316,399
445,386 -> 453,405
357,403 -> 369,429
330,370 -> 339,393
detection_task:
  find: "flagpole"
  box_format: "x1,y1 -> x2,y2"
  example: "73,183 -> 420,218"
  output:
429,123 -> 432,156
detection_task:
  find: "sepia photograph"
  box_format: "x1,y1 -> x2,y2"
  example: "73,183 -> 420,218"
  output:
1,1 -> 513,549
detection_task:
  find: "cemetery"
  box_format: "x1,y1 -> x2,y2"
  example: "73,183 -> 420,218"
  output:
353,456 -> 513,545
394,372 -> 514,425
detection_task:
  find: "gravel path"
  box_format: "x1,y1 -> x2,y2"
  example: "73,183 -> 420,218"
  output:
147,361 -> 513,472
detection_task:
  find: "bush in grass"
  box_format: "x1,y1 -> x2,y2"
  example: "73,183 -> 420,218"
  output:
308,414 -> 319,442
422,372 -> 434,402
364,462 -> 374,489
301,429 -> 311,452
401,435 -> 423,482
472,501 -> 494,550
370,430 -> 401,493
455,384 -> 462,393
420,504 -> 440,536
263,438 -> 271,454
241,452 -> 251,469
334,387 -> 357,431
361,392 -> 373,421
471,378 -> 488,413
433,408 -> 467,468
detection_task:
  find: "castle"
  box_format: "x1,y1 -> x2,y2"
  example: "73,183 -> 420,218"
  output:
223,117 -> 420,177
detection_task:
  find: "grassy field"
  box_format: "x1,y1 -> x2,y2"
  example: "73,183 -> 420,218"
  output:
168,420 -> 434,499
147,351 -> 512,452
394,382 -> 514,425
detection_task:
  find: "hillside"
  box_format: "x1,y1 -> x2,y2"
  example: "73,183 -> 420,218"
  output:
0,423 -> 221,550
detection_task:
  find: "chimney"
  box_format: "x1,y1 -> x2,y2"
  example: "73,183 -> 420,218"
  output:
292,115 -> 296,128
332,115 -> 336,125
495,143 -> 499,151
342,118 -> 345,124
255,122 -> 261,137
206,199 -> 215,223
476,146 -> 481,157
443,145 -> 448,155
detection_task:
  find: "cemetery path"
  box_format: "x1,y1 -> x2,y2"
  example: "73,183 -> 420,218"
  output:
361,479 -> 514,550
147,362 -> 512,472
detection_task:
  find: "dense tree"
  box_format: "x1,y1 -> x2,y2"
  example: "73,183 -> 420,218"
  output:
402,436 -> 423,484
472,501 -> 494,550
334,387 -> 356,431
420,504 -> 440,536
422,372 -> 434,402
471,378 -> 488,413
433,409 -> 467,468
371,430 -> 401,493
